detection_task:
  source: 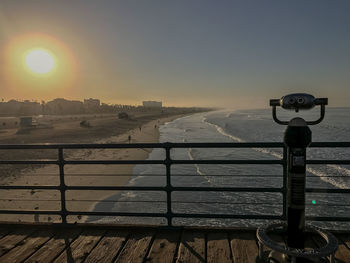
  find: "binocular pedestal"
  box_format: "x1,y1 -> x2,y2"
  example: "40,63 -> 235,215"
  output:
256,94 -> 338,263
285,117 -> 311,249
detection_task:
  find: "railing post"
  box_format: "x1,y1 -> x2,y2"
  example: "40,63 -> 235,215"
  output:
164,143 -> 173,227
282,145 -> 287,220
58,148 -> 67,224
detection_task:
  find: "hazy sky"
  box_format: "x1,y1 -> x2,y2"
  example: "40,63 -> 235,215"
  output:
1,1 -> 350,108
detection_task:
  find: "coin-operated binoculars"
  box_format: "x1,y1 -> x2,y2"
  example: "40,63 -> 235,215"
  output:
256,94 -> 338,263
272,93 -> 327,248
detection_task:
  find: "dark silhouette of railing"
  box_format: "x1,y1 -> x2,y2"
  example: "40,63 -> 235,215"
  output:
0,142 -> 349,226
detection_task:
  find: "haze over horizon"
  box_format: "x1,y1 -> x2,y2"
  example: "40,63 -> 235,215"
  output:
1,1 -> 350,109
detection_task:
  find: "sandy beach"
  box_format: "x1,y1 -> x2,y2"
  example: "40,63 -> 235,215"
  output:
0,110 -> 195,223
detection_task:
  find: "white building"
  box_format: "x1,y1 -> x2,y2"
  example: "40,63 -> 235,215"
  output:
142,101 -> 162,108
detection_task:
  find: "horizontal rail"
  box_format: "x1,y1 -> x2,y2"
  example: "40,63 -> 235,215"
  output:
65,159 -> 283,165
309,142 -> 350,147
307,216 -> 350,222
0,185 -> 283,192
0,185 -> 59,190
307,160 -> 350,165
2,159 -> 348,165
0,159 -> 283,165
0,199 -> 284,206
1,141 -> 349,150
171,160 -> 283,165
0,210 -> 62,215
2,210 -> 349,222
170,186 -> 282,192
0,143 -> 166,149
306,188 -> 350,194
0,160 -> 59,165
0,210 -> 283,220
1,209 -> 348,222
6,173 -> 350,178
0,142 -> 285,149
65,160 -> 165,165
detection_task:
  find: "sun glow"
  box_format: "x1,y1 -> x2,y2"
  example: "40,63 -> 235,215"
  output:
25,49 -> 55,74
3,33 -> 79,98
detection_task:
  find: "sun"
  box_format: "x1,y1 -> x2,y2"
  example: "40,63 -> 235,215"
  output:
4,33 -> 79,97
25,49 -> 55,74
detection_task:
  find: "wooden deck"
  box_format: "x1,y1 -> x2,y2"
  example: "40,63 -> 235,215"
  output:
0,224 -> 349,262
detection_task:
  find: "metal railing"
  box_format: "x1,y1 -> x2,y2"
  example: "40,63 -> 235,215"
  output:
0,142 -> 349,226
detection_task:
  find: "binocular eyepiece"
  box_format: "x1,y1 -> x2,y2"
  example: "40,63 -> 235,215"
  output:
270,93 -> 328,125
270,93 -> 328,112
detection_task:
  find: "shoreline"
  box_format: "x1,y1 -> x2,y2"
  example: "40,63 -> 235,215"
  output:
0,112 -> 192,223
81,114 -> 186,217
0,110 -> 198,180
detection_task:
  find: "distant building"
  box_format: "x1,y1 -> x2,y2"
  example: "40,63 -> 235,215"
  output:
84,98 -> 100,112
142,101 -> 162,108
4,100 -> 22,114
45,98 -> 84,115
0,100 -> 41,116
84,98 -> 101,108
20,100 -> 41,115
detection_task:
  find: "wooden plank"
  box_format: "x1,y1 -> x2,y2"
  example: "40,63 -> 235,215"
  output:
84,230 -> 128,263
0,228 -> 11,239
230,232 -> 258,263
53,228 -> 105,263
207,232 -> 232,263
176,231 -> 205,263
114,230 -> 155,263
0,227 -> 35,257
24,228 -> 82,263
0,228 -> 54,263
146,230 -> 181,263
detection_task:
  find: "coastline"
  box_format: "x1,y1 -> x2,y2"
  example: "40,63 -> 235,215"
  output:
75,113 -> 186,219
0,112 -> 192,223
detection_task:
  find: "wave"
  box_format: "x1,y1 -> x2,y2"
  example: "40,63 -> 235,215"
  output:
202,116 -> 350,189
327,164 -> 350,176
202,116 -> 244,142
306,167 -> 348,189
188,148 -> 206,176
188,147 -> 215,185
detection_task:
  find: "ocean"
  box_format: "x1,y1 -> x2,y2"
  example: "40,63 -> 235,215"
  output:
92,108 -> 350,228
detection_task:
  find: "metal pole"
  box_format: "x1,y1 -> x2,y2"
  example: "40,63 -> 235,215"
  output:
282,145 -> 288,220
284,117 -> 311,249
165,144 -> 173,227
58,148 -> 67,224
